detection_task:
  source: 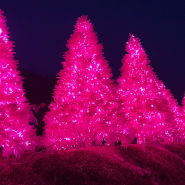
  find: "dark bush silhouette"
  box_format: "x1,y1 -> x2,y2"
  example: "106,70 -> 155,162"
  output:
20,69 -> 57,105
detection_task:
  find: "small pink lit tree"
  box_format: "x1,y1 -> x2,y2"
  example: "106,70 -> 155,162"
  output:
117,34 -> 177,144
43,16 -> 120,150
0,10 -> 37,158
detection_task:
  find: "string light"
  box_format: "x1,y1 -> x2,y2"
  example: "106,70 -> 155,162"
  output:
0,10 -> 37,158
117,34 -> 183,143
43,15 -> 120,150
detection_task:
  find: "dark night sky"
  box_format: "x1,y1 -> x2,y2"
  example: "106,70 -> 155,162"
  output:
0,1 -> 185,104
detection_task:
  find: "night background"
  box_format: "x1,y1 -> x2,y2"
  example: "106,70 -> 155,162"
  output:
0,0 -> 185,105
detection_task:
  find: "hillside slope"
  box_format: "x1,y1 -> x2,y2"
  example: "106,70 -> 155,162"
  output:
1,143 -> 185,185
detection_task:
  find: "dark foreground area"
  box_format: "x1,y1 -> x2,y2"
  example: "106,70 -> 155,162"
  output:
1,143 -> 185,185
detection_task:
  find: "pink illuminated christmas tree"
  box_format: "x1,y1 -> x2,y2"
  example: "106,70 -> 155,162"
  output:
43,16 -> 120,150
117,34 -> 177,144
0,10 -> 37,158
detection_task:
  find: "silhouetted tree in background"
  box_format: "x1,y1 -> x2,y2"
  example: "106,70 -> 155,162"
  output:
20,69 -> 57,105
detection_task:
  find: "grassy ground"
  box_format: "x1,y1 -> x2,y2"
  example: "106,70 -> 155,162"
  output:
1,143 -> 185,185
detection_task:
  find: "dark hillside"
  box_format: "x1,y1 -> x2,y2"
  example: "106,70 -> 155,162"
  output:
1,144 -> 185,185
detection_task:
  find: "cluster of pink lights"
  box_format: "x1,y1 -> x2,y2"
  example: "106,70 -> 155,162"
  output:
1,10 -> 185,156
43,16 -> 121,150
43,16 -> 185,150
0,10 -> 38,158
118,34 -> 185,144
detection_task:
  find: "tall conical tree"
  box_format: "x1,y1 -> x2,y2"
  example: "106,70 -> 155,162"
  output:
43,16 -> 119,150
0,10 -> 37,158
117,34 -> 177,144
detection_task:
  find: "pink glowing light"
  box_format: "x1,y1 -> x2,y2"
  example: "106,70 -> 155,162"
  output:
0,10 -> 38,158
42,15 -> 119,150
117,34 -> 181,143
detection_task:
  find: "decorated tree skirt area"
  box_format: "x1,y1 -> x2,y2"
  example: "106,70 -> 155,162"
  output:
0,143 -> 185,185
